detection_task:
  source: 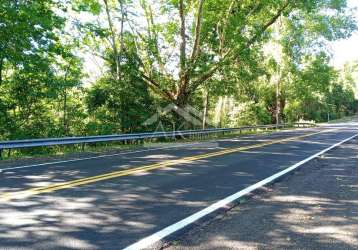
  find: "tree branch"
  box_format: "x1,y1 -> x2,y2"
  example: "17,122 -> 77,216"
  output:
190,1 -> 290,92
0,57 -> 3,86
140,72 -> 175,101
119,0 -> 125,66
246,1 -> 290,47
218,0 -> 235,55
138,0 -> 166,75
148,5 -> 166,74
103,0 -> 120,81
190,0 -> 204,61
179,0 -> 187,77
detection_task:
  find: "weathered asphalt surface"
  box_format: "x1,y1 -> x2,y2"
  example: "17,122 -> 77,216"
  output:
169,132 -> 358,250
0,124 -> 357,249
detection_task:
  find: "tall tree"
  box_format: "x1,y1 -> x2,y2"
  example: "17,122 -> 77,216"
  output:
0,0 -> 83,139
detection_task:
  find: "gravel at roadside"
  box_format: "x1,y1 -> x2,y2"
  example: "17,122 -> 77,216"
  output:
167,139 -> 358,250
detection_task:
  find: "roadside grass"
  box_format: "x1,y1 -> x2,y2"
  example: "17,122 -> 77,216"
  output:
0,127 -> 288,163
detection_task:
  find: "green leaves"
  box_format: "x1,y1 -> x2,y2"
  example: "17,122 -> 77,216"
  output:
72,0 -> 101,15
0,0 -> 85,139
1,0 -> 357,139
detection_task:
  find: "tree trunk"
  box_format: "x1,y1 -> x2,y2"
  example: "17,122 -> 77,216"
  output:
177,0 -> 190,102
0,57 -> 3,86
179,0 -> 186,76
119,0 -> 125,79
63,88 -> 68,136
276,78 -> 281,125
191,0 -> 204,61
173,92 -> 190,130
202,89 -> 209,129
103,0 -> 120,81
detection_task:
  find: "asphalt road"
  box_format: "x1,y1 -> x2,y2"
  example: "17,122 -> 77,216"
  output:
169,131 -> 358,250
0,124 -> 357,249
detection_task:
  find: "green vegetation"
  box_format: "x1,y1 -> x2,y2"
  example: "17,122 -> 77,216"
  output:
0,0 -> 357,141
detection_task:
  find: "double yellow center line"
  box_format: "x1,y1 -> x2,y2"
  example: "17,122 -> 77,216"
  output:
1,129 -> 335,202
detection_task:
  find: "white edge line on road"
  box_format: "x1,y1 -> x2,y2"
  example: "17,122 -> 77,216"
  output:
123,132 -> 358,250
0,127 -> 318,172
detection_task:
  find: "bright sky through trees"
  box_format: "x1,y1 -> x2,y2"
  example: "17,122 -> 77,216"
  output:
331,0 -> 358,67
80,0 -> 358,83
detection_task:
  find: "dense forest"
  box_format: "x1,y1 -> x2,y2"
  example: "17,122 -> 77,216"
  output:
1,0 -> 358,140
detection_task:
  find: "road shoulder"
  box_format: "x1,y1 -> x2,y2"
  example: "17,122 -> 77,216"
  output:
167,139 -> 358,250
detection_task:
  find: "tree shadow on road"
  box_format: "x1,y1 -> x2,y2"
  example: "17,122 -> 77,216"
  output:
169,141 -> 358,250
0,132 -> 354,249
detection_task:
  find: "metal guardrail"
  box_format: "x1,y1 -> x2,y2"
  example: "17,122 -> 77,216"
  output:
0,123 -> 315,158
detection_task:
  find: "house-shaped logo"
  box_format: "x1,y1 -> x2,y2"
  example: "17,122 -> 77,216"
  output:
143,103 -> 213,130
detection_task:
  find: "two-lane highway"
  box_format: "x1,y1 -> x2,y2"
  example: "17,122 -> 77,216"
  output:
0,125 -> 357,249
